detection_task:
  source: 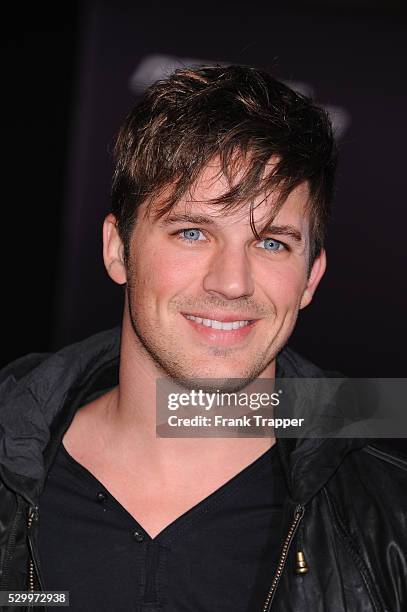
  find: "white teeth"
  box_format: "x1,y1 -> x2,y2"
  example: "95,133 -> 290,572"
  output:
185,315 -> 250,330
221,322 -> 233,331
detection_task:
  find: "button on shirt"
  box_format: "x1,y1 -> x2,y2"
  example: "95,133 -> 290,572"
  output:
38,438 -> 288,612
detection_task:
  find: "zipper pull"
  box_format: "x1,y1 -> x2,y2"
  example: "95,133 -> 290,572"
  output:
27,505 -> 39,528
295,550 -> 309,574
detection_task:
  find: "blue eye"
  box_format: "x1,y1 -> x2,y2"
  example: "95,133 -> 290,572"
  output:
258,238 -> 285,252
179,228 -> 204,241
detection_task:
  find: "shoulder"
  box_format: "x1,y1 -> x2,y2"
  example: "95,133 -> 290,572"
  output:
323,441 -> 407,547
327,441 -> 407,548
361,441 -> 407,471
333,441 -> 407,497
0,327 -> 121,401
357,441 -> 407,488
0,353 -> 51,394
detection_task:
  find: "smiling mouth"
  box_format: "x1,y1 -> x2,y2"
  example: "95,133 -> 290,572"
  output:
183,314 -> 253,331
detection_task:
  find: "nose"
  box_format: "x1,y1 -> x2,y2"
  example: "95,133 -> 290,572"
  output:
202,244 -> 255,300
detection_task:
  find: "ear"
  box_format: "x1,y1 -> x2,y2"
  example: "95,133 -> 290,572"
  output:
103,213 -> 127,285
299,248 -> 327,310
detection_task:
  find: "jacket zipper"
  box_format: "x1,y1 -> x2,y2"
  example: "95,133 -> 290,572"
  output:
262,504 -> 305,612
27,505 -> 44,592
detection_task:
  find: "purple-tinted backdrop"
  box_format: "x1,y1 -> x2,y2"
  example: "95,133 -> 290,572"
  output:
55,0 -> 406,379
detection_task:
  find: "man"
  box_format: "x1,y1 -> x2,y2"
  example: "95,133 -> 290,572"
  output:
0,66 -> 405,612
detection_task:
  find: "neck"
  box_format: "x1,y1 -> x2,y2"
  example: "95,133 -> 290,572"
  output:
102,316 -> 276,480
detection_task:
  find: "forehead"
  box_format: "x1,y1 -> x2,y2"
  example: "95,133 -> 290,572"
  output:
147,158 -> 311,233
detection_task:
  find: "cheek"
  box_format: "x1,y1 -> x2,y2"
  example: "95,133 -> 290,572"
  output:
258,261 -> 307,308
132,241 -> 203,300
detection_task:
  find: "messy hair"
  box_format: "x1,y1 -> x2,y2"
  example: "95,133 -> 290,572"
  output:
111,64 -> 337,267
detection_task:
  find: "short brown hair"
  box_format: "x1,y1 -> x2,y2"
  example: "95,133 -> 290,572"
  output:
111,65 -> 337,266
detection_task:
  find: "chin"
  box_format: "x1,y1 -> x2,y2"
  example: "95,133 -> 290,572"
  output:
171,359 -> 265,392
172,375 -> 256,394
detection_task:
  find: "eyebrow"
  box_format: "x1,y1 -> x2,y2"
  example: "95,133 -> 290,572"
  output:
158,213 -> 218,226
259,224 -> 303,243
159,214 -> 303,243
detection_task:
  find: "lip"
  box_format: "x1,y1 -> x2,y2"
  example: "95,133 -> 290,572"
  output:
181,311 -> 257,323
181,313 -> 259,346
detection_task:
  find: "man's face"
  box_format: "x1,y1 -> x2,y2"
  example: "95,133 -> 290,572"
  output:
109,162 -> 325,389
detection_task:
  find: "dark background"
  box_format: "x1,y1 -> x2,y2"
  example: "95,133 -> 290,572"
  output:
2,1 -> 406,449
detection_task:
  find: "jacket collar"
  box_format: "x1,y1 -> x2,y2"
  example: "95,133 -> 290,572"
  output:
274,348 -> 367,504
0,327 -> 367,506
0,328 -> 121,504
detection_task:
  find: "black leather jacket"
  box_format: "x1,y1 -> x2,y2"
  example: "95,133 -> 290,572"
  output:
0,328 -> 406,611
